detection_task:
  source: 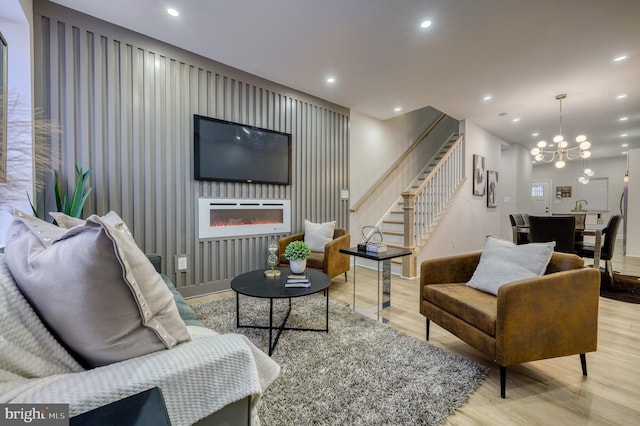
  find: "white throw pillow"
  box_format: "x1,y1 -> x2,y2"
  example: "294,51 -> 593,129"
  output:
304,220 -> 336,252
4,210 -> 191,368
467,235 -> 555,296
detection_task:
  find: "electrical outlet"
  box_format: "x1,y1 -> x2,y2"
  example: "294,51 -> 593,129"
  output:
176,255 -> 188,272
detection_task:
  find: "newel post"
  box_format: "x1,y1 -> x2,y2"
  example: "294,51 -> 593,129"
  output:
401,191 -> 417,277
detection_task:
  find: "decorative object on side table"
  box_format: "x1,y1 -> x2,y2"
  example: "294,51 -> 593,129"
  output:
284,240 -> 311,274
264,238 -> 281,278
358,225 -> 387,253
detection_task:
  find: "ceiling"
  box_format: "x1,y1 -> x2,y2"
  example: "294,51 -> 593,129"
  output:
48,0 -> 640,160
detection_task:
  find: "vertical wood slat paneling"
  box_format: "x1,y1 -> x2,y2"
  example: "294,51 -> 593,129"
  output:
34,2 -> 349,296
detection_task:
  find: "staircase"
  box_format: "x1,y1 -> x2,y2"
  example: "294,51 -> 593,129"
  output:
376,134 -> 466,277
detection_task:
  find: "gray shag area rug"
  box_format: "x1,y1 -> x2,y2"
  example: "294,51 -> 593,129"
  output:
192,295 -> 487,425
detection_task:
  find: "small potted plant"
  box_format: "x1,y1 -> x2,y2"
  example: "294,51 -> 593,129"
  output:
284,240 -> 311,274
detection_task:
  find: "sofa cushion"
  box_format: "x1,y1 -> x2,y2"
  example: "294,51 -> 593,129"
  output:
304,220 -> 336,252
423,283 -> 498,336
4,210 -> 190,368
467,235 -> 555,295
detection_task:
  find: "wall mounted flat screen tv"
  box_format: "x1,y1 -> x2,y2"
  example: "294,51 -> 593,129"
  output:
194,115 -> 292,185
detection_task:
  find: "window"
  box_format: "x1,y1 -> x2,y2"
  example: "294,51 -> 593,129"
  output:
531,184 -> 544,197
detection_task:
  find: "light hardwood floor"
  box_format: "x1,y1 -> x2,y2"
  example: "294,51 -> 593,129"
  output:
189,242 -> 640,425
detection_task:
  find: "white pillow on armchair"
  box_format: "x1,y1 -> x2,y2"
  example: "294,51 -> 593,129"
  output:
304,220 -> 336,252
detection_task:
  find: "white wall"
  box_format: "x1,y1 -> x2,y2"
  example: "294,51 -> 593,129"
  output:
500,144 -> 533,238
417,120 -> 512,264
348,107 -> 456,242
627,149 -> 640,257
349,116 -> 521,267
532,156 -> 626,224
0,0 -> 33,248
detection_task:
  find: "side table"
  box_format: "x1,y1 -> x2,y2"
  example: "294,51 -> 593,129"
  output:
339,247 -> 412,321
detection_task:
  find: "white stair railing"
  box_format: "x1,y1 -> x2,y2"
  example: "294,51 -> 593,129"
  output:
400,134 -> 465,276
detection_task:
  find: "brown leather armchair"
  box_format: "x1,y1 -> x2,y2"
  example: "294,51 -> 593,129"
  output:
278,228 -> 350,281
420,251 -> 600,398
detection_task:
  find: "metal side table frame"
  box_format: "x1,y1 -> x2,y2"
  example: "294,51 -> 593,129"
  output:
339,247 -> 412,322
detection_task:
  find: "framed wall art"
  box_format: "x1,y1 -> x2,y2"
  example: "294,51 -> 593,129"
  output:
472,154 -> 485,196
487,170 -> 498,207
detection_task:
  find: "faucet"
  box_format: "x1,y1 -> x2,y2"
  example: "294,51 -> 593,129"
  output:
574,199 -> 588,211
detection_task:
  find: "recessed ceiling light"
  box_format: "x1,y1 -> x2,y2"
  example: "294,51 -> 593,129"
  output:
512,117 -> 520,123
394,106 -> 402,112
420,20 -> 432,29
326,77 -> 336,83
616,94 -> 628,100
622,143 -> 629,147
619,116 -> 629,121
613,55 -> 628,62
621,133 -> 628,137
622,151 -> 628,155
167,8 -> 179,17
482,95 -> 492,102
532,132 -> 539,137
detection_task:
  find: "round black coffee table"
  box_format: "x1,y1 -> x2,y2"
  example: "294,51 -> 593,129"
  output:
231,267 -> 331,356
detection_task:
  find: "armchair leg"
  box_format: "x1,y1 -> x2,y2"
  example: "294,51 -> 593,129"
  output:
580,353 -> 587,376
344,272 -> 348,282
500,366 -> 507,398
425,318 -> 430,341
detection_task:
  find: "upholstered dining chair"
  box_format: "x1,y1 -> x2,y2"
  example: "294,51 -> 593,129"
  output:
529,215 -> 576,253
575,214 -> 622,283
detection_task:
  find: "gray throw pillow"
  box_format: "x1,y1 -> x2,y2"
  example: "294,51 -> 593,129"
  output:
467,235 -> 555,296
4,210 -> 191,368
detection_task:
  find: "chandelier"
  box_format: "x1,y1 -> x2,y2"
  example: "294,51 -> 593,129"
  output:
530,94 -> 592,168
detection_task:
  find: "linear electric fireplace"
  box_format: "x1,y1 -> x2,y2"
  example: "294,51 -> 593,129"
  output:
198,198 -> 291,239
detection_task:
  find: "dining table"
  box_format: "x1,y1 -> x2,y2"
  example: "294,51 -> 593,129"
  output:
514,223 -> 606,269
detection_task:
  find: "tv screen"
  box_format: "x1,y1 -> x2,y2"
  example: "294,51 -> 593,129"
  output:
194,115 -> 292,185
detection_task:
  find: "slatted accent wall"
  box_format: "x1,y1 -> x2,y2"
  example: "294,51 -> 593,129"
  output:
32,1 -> 350,296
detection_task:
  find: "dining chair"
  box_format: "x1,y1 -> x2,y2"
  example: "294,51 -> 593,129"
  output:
575,215 -> 622,283
529,215 -> 576,253
509,213 -> 529,244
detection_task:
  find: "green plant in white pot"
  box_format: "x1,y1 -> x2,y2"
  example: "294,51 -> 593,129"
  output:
284,240 -> 311,274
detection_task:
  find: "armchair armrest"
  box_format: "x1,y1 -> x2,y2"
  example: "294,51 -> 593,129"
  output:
278,233 -> 304,265
323,233 -> 350,277
496,267 -> 600,365
420,252 -> 481,285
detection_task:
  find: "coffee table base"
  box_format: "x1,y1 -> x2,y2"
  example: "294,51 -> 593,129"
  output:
235,292 -> 329,356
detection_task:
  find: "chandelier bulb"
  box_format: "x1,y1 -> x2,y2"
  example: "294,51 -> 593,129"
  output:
576,135 -> 587,143
559,141 -> 569,148
535,154 -> 543,161
537,140 -> 547,148
579,141 -> 591,150
580,151 -> 591,159
555,160 -> 566,168
531,147 -> 541,156
553,135 -> 564,143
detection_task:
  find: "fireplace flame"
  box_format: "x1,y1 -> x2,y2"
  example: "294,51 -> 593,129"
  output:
210,218 -> 282,227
